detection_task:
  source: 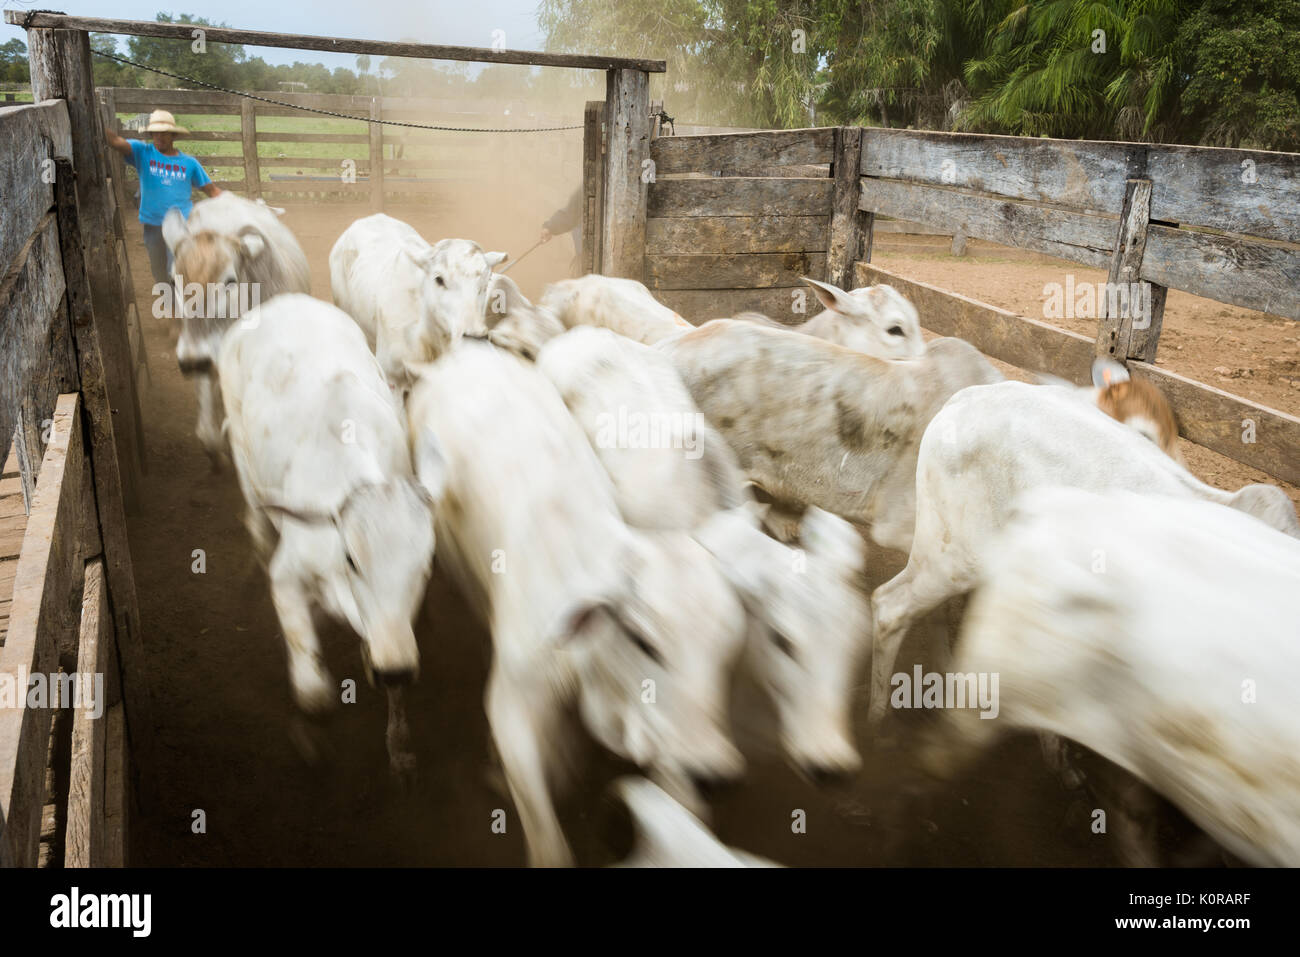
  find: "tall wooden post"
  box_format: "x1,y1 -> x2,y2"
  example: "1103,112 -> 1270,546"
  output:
581,100 -> 604,277
240,97 -> 262,199
25,27 -> 144,512
368,96 -> 384,212
601,69 -> 650,280
1096,178 -> 1168,364
826,126 -> 870,291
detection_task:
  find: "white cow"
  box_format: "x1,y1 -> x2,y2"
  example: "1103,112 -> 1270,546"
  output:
162,193 -> 310,467
659,318 -> 1004,552
923,486 -> 1300,867
218,294 -> 439,775
614,777 -> 780,867
483,272 -> 565,361
537,326 -> 748,529
869,380 -> 1300,726
540,274 -> 692,345
406,343 -> 748,866
329,214 -> 506,387
538,327 -> 871,780
741,278 -> 927,360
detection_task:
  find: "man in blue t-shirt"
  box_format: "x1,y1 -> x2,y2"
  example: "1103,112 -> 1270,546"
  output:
105,109 -> 223,286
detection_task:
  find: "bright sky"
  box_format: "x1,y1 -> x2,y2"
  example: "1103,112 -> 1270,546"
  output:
1,0 -> 549,66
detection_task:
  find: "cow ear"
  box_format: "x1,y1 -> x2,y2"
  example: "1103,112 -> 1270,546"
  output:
403,242 -> 437,270
1092,356 -> 1129,388
548,598 -> 616,647
801,276 -> 856,316
485,251 -> 508,270
412,426 -> 448,504
261,499 -> 333,526
238,227 -> 267,261
162,207 -> 189,253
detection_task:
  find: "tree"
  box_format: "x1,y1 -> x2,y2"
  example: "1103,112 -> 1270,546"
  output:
0,37 -> 30,85
125,12 -> 247,89
1176,0 -> 1300,149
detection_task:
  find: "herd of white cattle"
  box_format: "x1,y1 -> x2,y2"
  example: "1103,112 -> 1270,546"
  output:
158,192 -> 1300,868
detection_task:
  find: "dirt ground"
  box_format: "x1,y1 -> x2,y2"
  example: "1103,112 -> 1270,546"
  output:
123,196 -> 1289,866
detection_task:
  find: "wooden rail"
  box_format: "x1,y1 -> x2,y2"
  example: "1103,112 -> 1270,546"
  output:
634,125 -> 1299,485
4,12 -> 667,73
97,86 -> 578,207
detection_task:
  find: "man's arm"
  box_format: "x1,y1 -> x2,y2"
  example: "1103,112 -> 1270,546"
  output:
104,126 -> 133,156
200,183 -> 223,198
540,186 -> 584,242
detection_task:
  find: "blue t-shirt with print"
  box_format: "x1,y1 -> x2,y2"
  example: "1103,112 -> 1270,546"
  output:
127,140 -> 212,225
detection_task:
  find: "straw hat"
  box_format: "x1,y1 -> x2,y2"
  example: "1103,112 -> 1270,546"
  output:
143,109 -> 189,135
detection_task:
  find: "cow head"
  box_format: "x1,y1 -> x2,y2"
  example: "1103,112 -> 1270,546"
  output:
803,277 -> 926,359
555,536 -> 747,796
696,505 -> 870,784
163,207 -> 269,376
402,238 -> 507,359
268,474 -> 440,685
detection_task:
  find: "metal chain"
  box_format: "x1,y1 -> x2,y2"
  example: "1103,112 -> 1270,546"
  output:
90,50 -> 583,132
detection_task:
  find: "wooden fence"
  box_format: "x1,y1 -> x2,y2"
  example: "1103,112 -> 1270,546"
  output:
599,126 -> 1299,486
97,86 -> 579,211
0,69 -> 150,865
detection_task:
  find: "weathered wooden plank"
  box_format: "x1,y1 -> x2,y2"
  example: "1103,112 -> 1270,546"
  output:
10,12 -> 667,72
859,178 -> 1116,269
368,97 -> 384,213
51,157 -> 154,778
1140,226 -> 1300,321
861,128 -> 1137,213
259,156 -> 368,169
582,100 -> 603,276
0,215 -> 72,470
652,286 -> 810,323
649,178 -> 833,218
646,253 -> 826,290
651,128 -> 834,175
646,215 -> 829,254
28,28 -> 144,512
827,127 -> 868,290
1129,362 -> 1300,485
1146,146 -> 1300,245
1096,179 -> 1166,363
239,98 -> 261,199
101,701 -> 126,867
858,263 -> 1300,484
855,263 -> 1097,384
0,100 -> 72,275
65,558 -> 107,868
602,69 -> 650,280
0,395 -> 86,868
254,131 -> 369,144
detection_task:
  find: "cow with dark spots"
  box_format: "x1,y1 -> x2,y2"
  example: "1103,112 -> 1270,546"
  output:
659,318 -> 1002,553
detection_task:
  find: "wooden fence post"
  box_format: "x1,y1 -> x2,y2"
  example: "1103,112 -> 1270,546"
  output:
25,26 -> 144,512
1095,177 -> 1168,364
369,97 -> 384,212
601,69 -> 649,279
581,100 -> 604,276
53,155 -> 155,782
826,126 -> 869,290
240,97 -> 262,199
